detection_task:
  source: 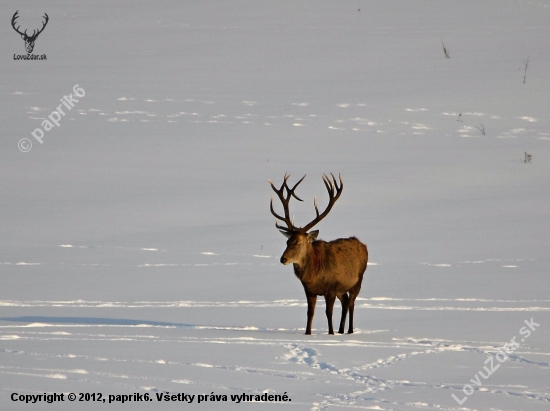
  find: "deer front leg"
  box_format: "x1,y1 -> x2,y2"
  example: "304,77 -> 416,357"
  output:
305,292 -> 317,335
324,293 -> 337,335
337,293 -> 350,334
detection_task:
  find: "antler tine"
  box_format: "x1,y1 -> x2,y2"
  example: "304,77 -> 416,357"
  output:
325,173 -> 343,194
301,173 -> 344,232
285,174 -> 306,202
322,174 -> 334,197
330,173 -> 342,193
313,195 -> 320,219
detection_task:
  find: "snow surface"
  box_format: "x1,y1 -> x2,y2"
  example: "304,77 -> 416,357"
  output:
1,1 -> 550,410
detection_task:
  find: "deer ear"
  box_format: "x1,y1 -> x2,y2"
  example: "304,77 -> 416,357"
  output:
307,230 -> 319,242
279,230 -> 292,239
21,34 -> 25,39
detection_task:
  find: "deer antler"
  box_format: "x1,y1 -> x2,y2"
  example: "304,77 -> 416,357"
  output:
11,11 -> 48,40
32,13 -> 49,39
268,173 -> 305,233
269,173 -> 343,233
11,11 -> 26,37
301,173 -> 343,232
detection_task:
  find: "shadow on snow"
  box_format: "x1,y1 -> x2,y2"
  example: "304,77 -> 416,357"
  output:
0,316 -> 194,327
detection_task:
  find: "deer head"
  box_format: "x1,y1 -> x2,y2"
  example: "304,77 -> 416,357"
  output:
12,11 -> 49,54
268,173 -> 343,265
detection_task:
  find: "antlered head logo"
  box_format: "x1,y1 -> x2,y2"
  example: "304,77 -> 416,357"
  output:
11,11 -> 49,53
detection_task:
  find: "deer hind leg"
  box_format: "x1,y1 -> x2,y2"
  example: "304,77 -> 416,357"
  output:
347,282 -> 362,334
324,293 -> 337,335
337,293 -> 350,334
305,292 -> 317,335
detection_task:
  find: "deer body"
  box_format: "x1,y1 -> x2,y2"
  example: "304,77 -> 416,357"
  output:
284,233 -> 367,335
290,237 -> 367,293
269,174 -> 368,335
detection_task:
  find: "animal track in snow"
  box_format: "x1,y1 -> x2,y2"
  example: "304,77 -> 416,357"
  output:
282,337 -> 550,410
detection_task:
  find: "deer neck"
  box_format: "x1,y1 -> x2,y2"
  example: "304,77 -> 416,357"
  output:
292,242 -> 319,282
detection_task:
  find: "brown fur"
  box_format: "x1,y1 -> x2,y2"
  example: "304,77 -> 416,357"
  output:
281,233 -> 368,335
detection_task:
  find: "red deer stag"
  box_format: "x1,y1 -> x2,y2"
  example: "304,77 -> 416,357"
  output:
268,173 -> 368,335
